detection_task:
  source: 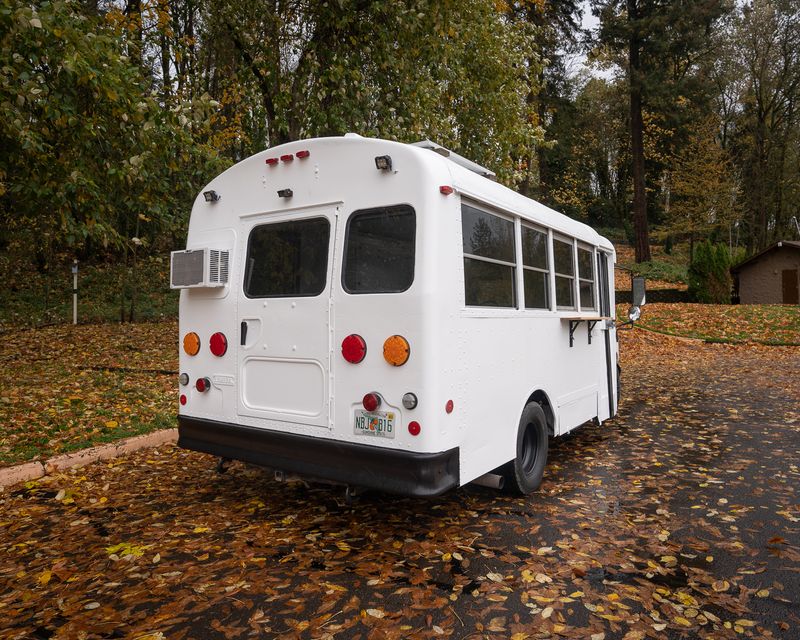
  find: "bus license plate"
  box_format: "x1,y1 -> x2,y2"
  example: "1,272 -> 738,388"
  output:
354,410 -> 395,439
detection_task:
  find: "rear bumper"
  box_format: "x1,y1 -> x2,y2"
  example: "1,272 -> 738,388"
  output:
177,415 -> 460,497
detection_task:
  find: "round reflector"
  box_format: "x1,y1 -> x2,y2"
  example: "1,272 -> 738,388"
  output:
183,332 -> 200,356
209,332 -> 228,357
362,393 -> 381,412
402,392 -> 418,410
408,421 -> 421,436
446,400 -> 454,414
196,377 -> 211,393
341,334 -> 367,363
383,335 -> 410,366
179,394 -> 187,406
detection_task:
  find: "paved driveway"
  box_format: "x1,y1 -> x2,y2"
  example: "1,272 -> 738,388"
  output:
1,330 -> 798,639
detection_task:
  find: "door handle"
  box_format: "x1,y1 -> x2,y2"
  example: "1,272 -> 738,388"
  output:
240,321 -> 248,346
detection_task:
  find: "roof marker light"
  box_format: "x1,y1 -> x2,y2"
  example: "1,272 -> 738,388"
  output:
375,155 -> 393,171
446,400 -> 454,414
439,185 -> 454,195
296,150 -> 311,159
203,190 -> 220,202
265,157 -> 279,166
280,154 -> 294,162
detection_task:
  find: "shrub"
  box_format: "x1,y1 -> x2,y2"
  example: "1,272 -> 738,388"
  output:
688,241 -> 732,303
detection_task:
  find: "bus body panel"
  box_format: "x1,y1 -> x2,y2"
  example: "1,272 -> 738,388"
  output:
175,135 -> 619,495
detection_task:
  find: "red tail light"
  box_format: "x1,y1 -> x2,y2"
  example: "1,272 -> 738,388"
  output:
342,334 -> 367,363
362,393 -> 381,412
408,421 -> 421,436
209,332 -> 227,357
196,377 -> 211,393
265,157 -> 279,166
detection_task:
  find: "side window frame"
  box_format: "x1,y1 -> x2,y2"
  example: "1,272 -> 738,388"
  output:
461,202 -> 518,309
552,234 -> 577,310
520,221 -> 551,310
577,243 -> 597,312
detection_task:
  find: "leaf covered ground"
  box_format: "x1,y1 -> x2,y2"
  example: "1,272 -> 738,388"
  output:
630,303 -> 800,345
0,323 -> 177,465
0,330 -> 798,639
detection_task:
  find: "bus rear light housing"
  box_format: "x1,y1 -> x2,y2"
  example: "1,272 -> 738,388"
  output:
402,393 -> 418,410
341,334 -> 367,363
179,373 -> 189,386
362,393 -> 381,412
196,377 -> 211,393
383,335 -> 410,366
209,332 -> 228,357
183,332 -> 200,356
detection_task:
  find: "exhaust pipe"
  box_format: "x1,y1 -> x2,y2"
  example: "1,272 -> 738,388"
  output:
471,473 -> 505,490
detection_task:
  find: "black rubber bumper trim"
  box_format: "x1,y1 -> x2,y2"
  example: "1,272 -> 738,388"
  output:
177,415 -> 460,497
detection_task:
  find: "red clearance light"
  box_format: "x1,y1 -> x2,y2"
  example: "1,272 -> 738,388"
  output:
265,157 -> 279,166
209,332 -> 228,357
362,393 -> 381,412
342,334 -> 367,363
296,150 -> 310,159
408,421 -> 421,436
196,377 -> 211,393
439,185 -> 454,195
280,154 -> 294,162
180,394 -> 187,406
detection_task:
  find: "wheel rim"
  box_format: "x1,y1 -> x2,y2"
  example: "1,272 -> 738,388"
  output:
520,423 -> 539,475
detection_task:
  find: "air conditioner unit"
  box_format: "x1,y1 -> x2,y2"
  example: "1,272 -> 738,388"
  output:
170,248 -> 229,289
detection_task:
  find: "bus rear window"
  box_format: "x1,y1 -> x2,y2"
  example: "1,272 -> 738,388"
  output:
244,217 -> 330,298
343,205 -> 416,293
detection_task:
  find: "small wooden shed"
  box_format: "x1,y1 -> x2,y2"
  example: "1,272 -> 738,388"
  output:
731,241 -> 800,304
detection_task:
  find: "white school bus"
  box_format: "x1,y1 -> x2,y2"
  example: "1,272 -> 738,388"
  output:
171,135 -> 623,497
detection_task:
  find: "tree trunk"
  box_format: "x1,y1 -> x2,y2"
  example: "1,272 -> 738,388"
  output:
628,0 -> 651,263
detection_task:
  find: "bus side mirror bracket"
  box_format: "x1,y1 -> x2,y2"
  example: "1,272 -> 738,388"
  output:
621,276 -> 646,328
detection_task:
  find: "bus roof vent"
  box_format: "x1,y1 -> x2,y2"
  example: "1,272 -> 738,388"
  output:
410,140 -> 497,181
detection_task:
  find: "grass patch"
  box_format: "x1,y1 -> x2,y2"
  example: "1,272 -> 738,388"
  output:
0,253 -> 178,330
0,322 -> 178,466
618,302 -> 800,345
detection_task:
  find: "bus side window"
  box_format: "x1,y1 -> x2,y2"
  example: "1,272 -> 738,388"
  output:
553,237 -> 577,310
521,224 -> 550,309
461,204 -> 517,307
577,245 -> 597,311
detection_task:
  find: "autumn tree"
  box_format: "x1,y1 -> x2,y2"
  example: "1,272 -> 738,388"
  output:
591,0 -> 731,262
668,116 -> 741,254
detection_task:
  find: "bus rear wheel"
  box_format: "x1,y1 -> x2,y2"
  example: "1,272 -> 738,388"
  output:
502,402 -> 548,495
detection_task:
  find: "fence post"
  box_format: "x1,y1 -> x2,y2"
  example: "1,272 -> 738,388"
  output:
72,259 -> 78,325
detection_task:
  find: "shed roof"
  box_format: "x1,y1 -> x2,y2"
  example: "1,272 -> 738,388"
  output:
730,240 -> 800,273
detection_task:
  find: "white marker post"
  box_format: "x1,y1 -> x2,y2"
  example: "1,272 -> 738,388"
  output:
72,259 -> 78,325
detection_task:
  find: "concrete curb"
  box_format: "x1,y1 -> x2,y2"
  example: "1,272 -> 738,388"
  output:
0,428 -> 178,489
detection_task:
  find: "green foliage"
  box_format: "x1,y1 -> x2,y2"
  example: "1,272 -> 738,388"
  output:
630,260 -> 688,285
688,241 -> 732,303
0,0 -> 228,267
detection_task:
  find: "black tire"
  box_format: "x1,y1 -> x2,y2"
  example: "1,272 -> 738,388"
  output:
502,402 -> 549,495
